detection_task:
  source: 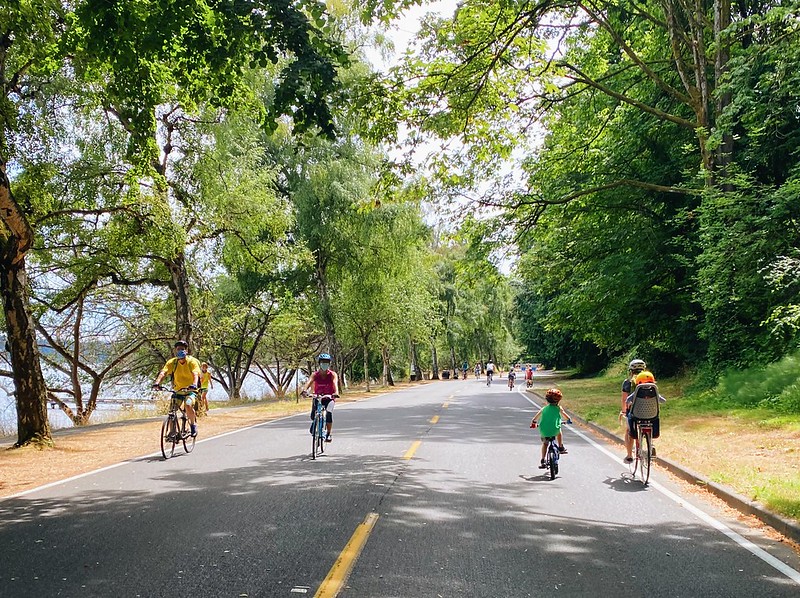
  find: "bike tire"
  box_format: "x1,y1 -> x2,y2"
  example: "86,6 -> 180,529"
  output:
639,430 -> 651,485
311,412 -> 320,460
161,415 -> 177,459
183,417 -> 196,454
318,415 -> 326,455
548,443 -> 558,480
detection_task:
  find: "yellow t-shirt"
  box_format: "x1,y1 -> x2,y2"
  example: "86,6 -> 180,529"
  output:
161,356 -> 202,390
200,370 -> 212,389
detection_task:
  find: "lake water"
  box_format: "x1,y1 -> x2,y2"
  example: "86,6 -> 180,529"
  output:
0,376 -> 297,438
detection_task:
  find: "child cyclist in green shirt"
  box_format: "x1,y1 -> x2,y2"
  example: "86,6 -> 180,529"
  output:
530,388 -> 572,469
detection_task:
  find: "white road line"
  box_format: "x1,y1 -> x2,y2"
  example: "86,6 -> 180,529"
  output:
519,391 -> 800,585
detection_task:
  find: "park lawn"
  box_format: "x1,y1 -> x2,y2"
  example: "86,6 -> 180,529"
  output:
548,372 -> 800,522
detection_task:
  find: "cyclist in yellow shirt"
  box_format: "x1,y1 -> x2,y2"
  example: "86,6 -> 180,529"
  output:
153,340 -> 202,436
199,362 -> 213,416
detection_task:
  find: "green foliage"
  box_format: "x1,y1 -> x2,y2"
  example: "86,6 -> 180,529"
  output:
714,350 -> 800,413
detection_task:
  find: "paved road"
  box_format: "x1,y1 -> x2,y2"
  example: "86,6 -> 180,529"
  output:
1,380 -> 799,597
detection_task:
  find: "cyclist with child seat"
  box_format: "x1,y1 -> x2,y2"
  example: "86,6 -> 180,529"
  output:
531,388 -> 570,468
621,359 -> 647,463
153,340 -> 202,437
301,353 -> 340,442
626,370 -> 666,455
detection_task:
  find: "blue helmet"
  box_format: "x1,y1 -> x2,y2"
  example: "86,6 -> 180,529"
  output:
318,353 -> 332,362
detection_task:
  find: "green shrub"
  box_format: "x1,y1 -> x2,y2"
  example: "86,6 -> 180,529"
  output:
716,351 -> 800,412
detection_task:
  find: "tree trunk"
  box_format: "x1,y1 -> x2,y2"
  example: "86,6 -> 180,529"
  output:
382,345 -> 394,386
167,253 -> 193,349
714,0 -> 733,190
363,344 -> 370,392
410,339 -> 421,381
0,167 -> 52,446
431,340 -> 440,379
450,345 -> 456,373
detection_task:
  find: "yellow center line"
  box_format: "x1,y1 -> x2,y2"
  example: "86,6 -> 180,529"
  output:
315,512 -> 380,598
430,415 -> 439,424
403,440 -> 422,460
442,401 -> 449,408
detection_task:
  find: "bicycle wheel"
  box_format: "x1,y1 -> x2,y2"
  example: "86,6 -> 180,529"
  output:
311,413 -> 321,460
161,415 -> 178,459
183,416 -> 196,454
548,443 -> 558,480
317,415 -> 326,455
639,429 -> 652,485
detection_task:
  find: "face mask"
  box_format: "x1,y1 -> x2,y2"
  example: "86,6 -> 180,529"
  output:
319,363 -> 330,371
176,350 -> 187,359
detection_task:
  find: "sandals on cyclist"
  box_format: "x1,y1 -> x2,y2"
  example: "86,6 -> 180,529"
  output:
623,456 -> 634,463
538,460 -> 547,469
558,445 -> 568,454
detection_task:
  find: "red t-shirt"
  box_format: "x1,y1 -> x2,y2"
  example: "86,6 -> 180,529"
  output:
312,370 -> 336,395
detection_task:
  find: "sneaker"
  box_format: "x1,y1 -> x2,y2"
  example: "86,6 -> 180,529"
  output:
623,456 -> 634,464
538,460 -> 547,469
558,446 -> 568,454
190,424 -> 197,437
325,434 -> 332,442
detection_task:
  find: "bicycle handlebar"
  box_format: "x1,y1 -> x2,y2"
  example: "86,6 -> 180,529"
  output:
152,384 -> 197,393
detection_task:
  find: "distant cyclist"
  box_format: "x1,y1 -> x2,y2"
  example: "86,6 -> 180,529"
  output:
301,353 -> 340,442
507,368 -> 516,390
474,363 -> 481,379
485,360 -> 495,385
199,362 -> 213,416
153,340 -> 201,437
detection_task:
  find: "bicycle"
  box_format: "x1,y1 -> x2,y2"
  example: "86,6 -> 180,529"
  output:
531,420 -> 571,480
508,375 -> 515,391
486,371 -> 493,386
627,419 -> 654,485
625,382 -> 661,486
307,393 -> 331,460
155,385 -> 197,459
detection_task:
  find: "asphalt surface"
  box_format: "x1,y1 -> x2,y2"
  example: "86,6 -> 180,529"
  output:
1,379 -> 799,597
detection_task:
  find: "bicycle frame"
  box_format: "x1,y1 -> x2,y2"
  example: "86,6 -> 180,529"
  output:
632,420 -> 653,485
311,395 -> 328,460
544,436 -> 560,480
159,388 -> 197,459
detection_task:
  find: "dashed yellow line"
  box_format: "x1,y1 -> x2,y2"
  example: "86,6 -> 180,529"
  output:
430,415 -> 439,424
403,440 -> 422,460
315,512 -> 380,598
443,401 -> 449,408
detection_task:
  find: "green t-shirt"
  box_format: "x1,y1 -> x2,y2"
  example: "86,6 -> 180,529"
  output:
538,404 -> 562,438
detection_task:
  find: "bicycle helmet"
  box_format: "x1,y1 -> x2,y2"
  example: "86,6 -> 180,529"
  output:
174,340 -> 189,348
545,388 -> 563,404
317,353 -> 332,362
628,359 -> 646,373
635,371 -> 656,385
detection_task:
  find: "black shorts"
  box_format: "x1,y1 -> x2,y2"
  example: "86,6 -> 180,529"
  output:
310,396 -> 335,423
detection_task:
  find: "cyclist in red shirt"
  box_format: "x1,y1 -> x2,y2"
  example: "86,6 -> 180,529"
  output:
301,353 -> 340,442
